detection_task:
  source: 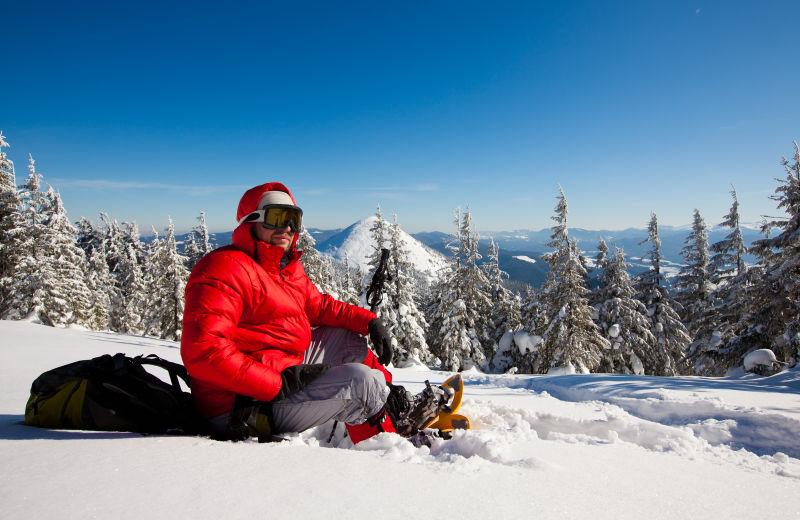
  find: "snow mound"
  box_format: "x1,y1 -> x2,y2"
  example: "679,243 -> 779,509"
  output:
743,349 -> 780,370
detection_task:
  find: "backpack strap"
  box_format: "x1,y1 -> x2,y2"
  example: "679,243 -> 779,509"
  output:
134,355 -> 192,391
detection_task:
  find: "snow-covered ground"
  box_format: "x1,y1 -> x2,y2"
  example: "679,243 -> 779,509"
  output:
1,321 -> 798,520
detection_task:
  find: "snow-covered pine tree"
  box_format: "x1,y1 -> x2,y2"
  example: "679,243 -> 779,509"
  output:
595,238 -> 609,270
21,155 -> 48,236
297,228 -> 338,296
533,189 -> 608,373
184,211 -> 214,270
746,143 -> 800,365
102,215 -> 142,333
539,187 -> 569,320
99,213 -> 126,276
537,239 -> 608,373
457,209 -> 495,360
5,154 -> 49,319
386,214 -> 432,366
691,189 -> 752,375
122,221 -> 146,265
506,286 -> 547,372
145,219 -> 189,340
427,208 -> 491,371
362,205 -> 397,327
0,132 -> 25,316
76,217 -> 103,259
111,240 -> 147,334
710,188 -> 747,281
37,188 -> 93,327
84,242 -> 113,330
484,238 -> 522,371
595,248 -> 657,374
674,209 -> 713,337
336,253 -> 362,305
636,213 -> 692,375
589,238 -> 610,308
364,206 -> 389,287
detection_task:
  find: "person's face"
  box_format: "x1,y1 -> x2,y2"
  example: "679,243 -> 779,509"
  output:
254,223 -> 294,252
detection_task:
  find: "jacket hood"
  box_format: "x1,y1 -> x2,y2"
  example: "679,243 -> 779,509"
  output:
232,182 -> 302,264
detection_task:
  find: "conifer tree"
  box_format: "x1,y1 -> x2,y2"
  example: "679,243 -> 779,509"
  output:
483,238 -> 522,370
364,206 -> 389,284
298,228 -> 338,296
21,155 -> 48,235
491,285 -> 547,374
595,249 -> 657,374
455,209 -> 495,359
674,209 -> 712,337
534,190 -> 608,373
595,238 -> 609,270
745,143 -> 800,365
122,221 -> 146,265
99,213 -> 126,276
636,213 -> 692,375
710,188 -> 747,281
427,209 -> 490,371
520,286 -> 548,337
104,216 -> 144,333
0,132 -> 24,316
539,187 -> 570,318
537,239 -> 608,373
336,253 -> 361,305
145,219 -> 189,340
506,286 -> 546,373
5,154 -> 47,319
76,217 -> 102,259
387,215 -> 432,366
111,241 -> 147,334
85,243 -> 113,330
590,238 -> 610,307
38,188 -> 93,327
691,189 -> 751,374
362,206 -> 397,329
184,211 -> 214,270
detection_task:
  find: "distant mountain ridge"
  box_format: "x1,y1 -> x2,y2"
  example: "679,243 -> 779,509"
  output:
179,223 -> 762,289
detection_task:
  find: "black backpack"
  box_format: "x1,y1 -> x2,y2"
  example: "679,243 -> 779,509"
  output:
25,353 -> 205,435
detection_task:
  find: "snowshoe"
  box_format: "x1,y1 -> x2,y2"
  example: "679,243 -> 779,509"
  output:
390,374 -> 471,439
423,373 -> 470,433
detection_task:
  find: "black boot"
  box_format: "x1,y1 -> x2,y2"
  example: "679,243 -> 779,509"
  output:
384,381 -> 451,438
214,395 -> 275,443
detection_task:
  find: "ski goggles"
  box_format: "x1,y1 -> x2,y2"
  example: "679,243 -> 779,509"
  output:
238,204 -> 303,232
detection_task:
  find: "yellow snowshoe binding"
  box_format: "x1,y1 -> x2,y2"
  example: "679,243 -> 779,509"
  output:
422,373 -> 471,433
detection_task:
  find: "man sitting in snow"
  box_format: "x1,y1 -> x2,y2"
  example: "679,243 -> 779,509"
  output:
180,182 -> 432,444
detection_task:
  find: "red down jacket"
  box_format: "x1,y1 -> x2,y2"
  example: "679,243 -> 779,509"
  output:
180,182 -> 376,418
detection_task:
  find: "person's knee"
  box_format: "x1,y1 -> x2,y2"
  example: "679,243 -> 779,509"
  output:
341,363 -> 387,414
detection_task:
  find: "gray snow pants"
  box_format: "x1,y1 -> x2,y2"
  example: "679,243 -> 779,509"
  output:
210,327 -> 390,435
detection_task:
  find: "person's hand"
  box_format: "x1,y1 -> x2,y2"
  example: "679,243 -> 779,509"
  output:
276,364 -> 329,400
368,318 -> 393,366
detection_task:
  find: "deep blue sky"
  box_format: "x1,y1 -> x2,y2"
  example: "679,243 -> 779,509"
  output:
3,1 -> 798,234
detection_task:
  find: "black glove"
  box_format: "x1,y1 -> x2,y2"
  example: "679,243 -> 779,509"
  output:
276,364 -> 329,401
368,318 -> 393,366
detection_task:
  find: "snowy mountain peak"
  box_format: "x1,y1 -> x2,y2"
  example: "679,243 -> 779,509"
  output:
317,216 -> 448,282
